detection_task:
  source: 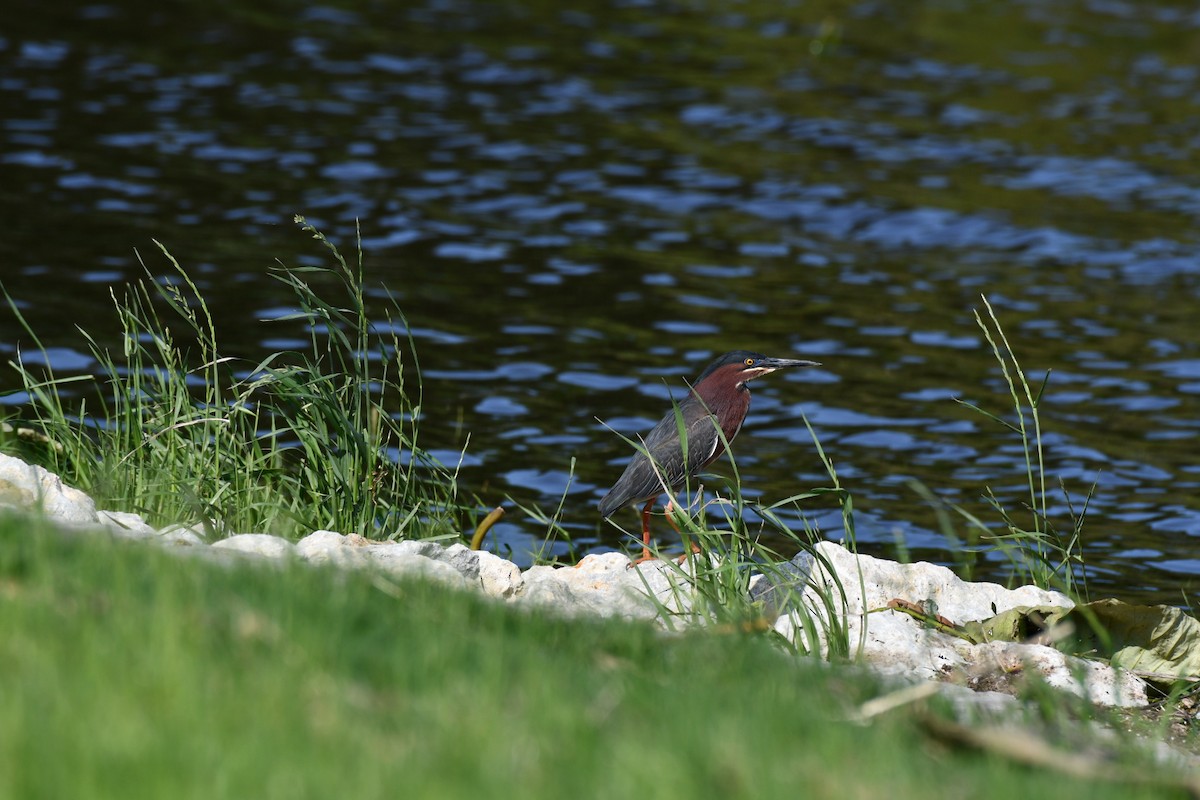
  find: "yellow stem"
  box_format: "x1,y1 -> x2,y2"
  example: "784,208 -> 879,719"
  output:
469,506 -> 505,551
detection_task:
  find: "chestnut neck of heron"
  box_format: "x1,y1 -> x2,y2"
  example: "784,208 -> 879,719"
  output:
691,364 -> 753,443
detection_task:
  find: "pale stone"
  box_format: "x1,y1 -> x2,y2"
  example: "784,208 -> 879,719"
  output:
475,550 -> 523,599
0,452 -> 96,524
97,510 -> 156,540
212,533 -> 296,560
294,531 -> 468,588
769,542 -> 1147,707
772,543 -> 1071,623
516,570 -> 577,609
514,552 -> 696,621
362,540 -> 470,588
386,538 -> 451,560
437,543 -> 483,581
934,683 -> 1021,718
155,522 -> 212,547
366,540 -> 522,596
158,528 -> 205,546
296,530 -> 370,568
380,540 -> 480,579
964,640 -> 1148,707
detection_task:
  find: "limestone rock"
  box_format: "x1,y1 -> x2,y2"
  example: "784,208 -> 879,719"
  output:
295,531 -> 469,588
361,540 -> 470,588
296,530 -> 371,568
365,540 -> 522,596
769,542 -> 1147,707
433,543 -> 483,581
97,510 -> 157,540
965,640 -> 1148,707
212,533 -> 296,560
514,551 -> 693,621
0,452 -> 97,524
157,523 -> 207,547
476,550 -> 523,599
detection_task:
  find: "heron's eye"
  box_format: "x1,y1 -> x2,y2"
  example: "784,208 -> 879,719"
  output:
744,357 -> 755,366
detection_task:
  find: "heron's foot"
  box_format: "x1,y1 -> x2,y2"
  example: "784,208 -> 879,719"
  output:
675,541 -> 703,564
629,542 -> 700,568
628,544 -> 655,567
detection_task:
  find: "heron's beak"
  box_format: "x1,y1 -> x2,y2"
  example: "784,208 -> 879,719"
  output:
742,356 -> 820,382
745,356 -> 818,378
758,357 -> 820,372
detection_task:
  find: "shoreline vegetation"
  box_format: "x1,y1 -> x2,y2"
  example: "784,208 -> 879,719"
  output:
0,220 -> 1086,589
1,225 -> 1198,796
4,218 -> 468,544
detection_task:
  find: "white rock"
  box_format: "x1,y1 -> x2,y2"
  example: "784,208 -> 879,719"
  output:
934,683 -> 1021,719
156,522 -> 209,547
514,552 -> 696,621
965,640 -> 1147,707
296,530 -> 370,568
97,510 -> 156,540
389,539 -> 446,560
787,543 -> 1072,622
367,541 -> 522,596
476,550 -> 523,598
159,529 -> 205,547
437,543 -> 483,581
375,553 -> 470,588
517,569 -> 578,609
574,551 -> 637,576
385,540 -> 481,580
212,533 -> 296,560
362,540 -> 469,588
0,452 -> 97,524
770,542 -> 1147,707
294,532 -> 469,588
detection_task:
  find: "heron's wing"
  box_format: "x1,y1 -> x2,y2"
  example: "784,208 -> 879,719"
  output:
642,402 -> 722,474
598,401 -> 721,516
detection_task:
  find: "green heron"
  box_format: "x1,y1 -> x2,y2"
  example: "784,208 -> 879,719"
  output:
598,350 -> 819,561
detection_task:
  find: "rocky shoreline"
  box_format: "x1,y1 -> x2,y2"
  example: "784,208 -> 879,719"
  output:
0,452 -> 1153,713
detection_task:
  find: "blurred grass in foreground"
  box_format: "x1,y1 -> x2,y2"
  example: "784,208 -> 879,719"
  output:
0,517 -> 1182,800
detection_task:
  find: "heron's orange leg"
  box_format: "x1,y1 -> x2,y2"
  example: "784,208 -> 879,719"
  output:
637,497 -> 658,562
663,500 -> 701,562
663,500 -> 681,534
631,497 -> 696,566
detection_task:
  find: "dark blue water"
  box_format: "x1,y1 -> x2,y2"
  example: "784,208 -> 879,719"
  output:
2,0 -> 1199,603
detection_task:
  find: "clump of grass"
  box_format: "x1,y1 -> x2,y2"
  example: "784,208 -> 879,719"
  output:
2,217 -> 467,540
946,295 -> 1093,599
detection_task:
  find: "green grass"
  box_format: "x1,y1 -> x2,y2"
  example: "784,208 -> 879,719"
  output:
941,296 -> 1092,598
0,518 -> 1186,800
2,218 -> 467,541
